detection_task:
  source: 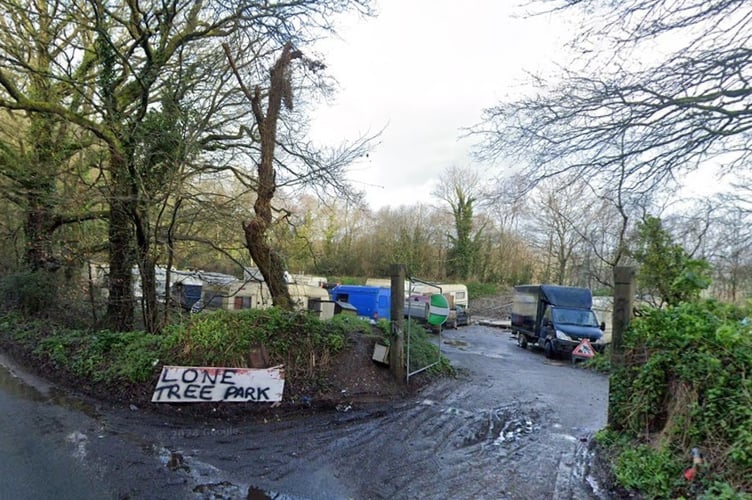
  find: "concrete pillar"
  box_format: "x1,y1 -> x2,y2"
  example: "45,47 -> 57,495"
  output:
389,264 -> 406,383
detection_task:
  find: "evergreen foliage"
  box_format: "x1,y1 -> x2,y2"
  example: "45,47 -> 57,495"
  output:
606,300 -> 752,496
630,215 -> 712,306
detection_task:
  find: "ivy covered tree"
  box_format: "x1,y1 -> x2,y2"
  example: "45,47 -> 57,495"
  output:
432,166 -> 485,281
630,215 -> 711,307
0,0 -> 374,330
446,188 -> 481,280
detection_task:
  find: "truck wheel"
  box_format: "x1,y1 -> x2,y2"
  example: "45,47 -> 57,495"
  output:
544,340 -> 554,359
517,333 -> 528,349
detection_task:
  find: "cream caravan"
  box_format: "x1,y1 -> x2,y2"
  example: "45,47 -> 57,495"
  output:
365,278 -> 411,293
198,278 -> 329,314
199,280 -> 270,311
412,283 -> 469,309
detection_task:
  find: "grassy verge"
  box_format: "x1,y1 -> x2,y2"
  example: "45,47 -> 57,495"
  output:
0,308 -> 453,403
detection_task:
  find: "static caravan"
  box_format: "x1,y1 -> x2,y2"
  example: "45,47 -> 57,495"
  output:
288,283 -> 330,311
169,271 -> 204,310
437,283 -> 469,309
412,283 -> 469,309
290,274 -> 328,288
199,280 -> 269,312
198,279 -> 331,314
365,278 -> 411,293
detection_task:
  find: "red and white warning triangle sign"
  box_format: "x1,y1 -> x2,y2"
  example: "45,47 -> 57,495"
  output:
572,338 -> 595,359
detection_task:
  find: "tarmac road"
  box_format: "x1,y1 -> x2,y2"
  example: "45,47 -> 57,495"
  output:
0,324 -> 610,500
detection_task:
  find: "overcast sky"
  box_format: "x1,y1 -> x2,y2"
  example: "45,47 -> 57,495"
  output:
308,1 -> 575,210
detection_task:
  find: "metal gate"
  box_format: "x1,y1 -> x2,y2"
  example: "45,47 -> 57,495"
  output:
405,277 -> 445,383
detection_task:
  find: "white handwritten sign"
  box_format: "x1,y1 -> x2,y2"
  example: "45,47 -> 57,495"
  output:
152,365 -> 285,403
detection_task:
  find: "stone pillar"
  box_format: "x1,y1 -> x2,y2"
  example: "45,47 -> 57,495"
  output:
389,264 -> 406,383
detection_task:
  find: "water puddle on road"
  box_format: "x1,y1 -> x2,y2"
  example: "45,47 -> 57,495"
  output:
0,362 -> 48,402
444,404 -> 541,450
444,339 -> 468,348
155,445 -> 306,500
48,387 -> 102,420
193,483 -> 301,499
0,354 -> 102,419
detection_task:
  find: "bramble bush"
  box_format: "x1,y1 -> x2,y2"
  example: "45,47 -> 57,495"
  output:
605,299 -> 752,497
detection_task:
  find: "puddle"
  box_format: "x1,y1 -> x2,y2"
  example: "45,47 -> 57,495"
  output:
48,387 -> 102,420
444,339 -> 468,347
0,353 -> 102,420
66,430 -> 89,459
448,405 -> 540,449
194,481 -> 249,498
556,433 -> 612,500
196,483 -> 305,499
155,445 -> 310,499
0,355 -> 48,402
543,360 -> 565,367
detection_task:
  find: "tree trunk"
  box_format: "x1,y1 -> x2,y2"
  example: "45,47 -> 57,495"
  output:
245,219 -> 292,309
136,253 -> 159,333
23,196 -> 58,271
22,117 -> 60,272
226,43 -> 301,310
134,206 -> 160,333
106,150 -> 135,331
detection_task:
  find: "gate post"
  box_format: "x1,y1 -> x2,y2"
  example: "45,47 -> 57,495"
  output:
609,265 -> 636,426
612,266 -> 636,369
390,264 -> 406,383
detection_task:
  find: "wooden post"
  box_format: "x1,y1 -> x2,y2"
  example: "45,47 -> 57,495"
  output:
612,266 -> 636,368
609,265 -> 636,426
389,264 -> 406,383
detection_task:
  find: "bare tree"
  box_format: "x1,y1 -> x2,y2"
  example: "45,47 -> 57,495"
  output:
225,42 -> 305,309
472,0 -> 752,196
521,176 -> 589,284
690,192 -> 752,302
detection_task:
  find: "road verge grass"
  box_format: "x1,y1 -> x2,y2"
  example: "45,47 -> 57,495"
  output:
0,308 -> 452,403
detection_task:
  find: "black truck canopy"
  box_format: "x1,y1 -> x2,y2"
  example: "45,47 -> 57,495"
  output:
515,285 -> 593,309
540,285 -> 592,308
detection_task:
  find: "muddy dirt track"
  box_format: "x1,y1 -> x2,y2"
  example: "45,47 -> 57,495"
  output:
1,323 -> 610,499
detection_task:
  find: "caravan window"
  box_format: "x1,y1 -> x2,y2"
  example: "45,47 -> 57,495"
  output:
204,293 -> 223,310
234,296 -> 252,309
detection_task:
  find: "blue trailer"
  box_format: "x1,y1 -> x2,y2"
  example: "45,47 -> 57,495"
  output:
330,285 -> 391,321
511,285 -> 606,358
